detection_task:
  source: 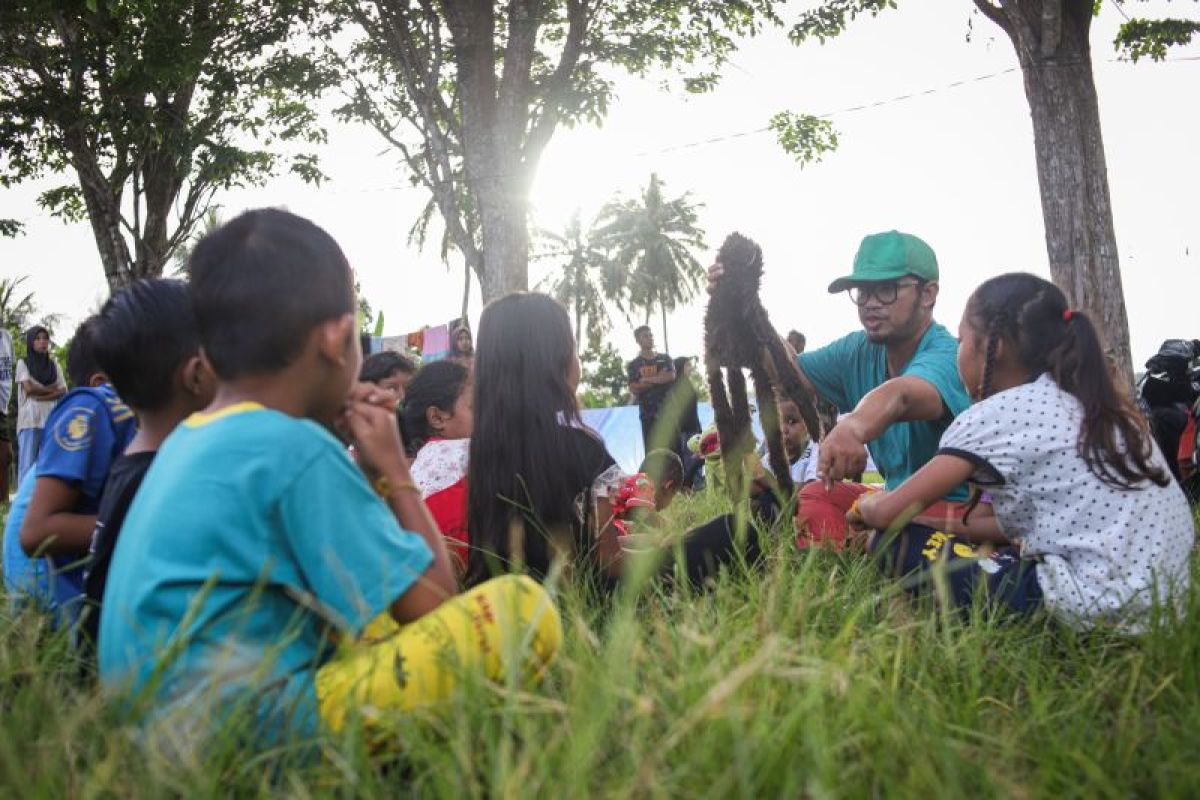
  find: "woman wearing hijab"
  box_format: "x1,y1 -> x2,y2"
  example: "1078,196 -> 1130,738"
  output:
15,325 -> 66,482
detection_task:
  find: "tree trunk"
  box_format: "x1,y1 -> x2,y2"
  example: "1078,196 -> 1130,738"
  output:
461,256 -> 471,322
476,177 -> 530,300
70,150 -> 134,292
660,303 -> 670,355
983,0 -> 1134,384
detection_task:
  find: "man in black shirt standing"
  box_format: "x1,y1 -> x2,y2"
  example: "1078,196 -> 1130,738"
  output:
627,325 -> 675,451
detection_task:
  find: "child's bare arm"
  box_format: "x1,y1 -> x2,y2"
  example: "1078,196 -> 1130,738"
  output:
342,382 -> 457,621
594,496 -> 626,579
855,455 -> 975,532
913,503 -> 1010,544
21,379 -> 62,400
20,477 -> 96,556
383,478 -> 458,622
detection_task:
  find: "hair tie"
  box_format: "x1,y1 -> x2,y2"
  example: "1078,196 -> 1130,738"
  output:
1062,309 -> 1074,322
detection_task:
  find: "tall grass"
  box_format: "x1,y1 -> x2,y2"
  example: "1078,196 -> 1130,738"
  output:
1,496 -> 1199,797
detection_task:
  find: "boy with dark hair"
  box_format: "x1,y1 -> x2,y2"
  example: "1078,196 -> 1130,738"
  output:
640,448 -> 684,512
2,318 -> 138,617
77,279 -> 216,651
98,209 -> 560,742
360,350 -> 417,402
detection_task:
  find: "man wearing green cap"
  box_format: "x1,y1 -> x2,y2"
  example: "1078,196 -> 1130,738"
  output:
708,230 -> 971,549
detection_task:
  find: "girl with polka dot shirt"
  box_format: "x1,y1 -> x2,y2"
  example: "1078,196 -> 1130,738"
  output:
851,273 -> 1193,633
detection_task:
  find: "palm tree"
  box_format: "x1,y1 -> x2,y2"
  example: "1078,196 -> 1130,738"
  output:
534,211 -> 617,352
595,174 -> 706,353
0,277 -> 37,333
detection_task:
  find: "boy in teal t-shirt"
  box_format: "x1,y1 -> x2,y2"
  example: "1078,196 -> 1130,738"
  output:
98,209 -> 561,744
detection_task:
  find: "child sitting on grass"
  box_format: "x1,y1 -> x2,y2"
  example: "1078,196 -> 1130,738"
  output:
3,318 -> 137,619
851,273 -> 1193,632
640,449 -> 683,512
360,350 -> 417,403
77,279 -> 216,653
97,209 -> 561,742
404,360 -> 474,573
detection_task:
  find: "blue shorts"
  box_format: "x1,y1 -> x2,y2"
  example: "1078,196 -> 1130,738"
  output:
869,524 -> 1042,616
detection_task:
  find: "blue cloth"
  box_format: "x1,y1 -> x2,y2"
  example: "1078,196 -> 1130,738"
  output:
98,404 -> 435,739
2,471 -> 51,607
16,428 -> 42,484
799,323 -> 970,499
3,385 -> 136,615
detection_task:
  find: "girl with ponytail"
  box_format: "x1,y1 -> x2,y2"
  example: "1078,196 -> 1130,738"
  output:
852,273 -> 1193,632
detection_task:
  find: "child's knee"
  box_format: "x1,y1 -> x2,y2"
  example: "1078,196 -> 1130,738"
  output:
470,574 -> 563,670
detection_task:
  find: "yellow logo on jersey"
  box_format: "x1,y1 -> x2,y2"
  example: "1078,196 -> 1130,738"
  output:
53,408 -> 96,452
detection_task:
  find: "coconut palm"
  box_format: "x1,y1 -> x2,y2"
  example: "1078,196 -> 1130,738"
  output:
594,173 -> 705,353
534,210 -> 618,353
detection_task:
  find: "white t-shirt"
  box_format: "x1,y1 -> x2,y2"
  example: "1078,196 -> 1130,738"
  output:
938,373 -> 1194,632
762,441 -> 820,485
15,358 -> 65,432
0,329 -> 13,411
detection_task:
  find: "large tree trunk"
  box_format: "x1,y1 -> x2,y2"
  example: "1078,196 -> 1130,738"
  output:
69,146 -> 134,292
476,179 -> 530,299
980,0 -> 1134,383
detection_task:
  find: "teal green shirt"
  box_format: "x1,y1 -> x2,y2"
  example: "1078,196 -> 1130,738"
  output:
799,323 -> 970,500
98,404 -> 433,738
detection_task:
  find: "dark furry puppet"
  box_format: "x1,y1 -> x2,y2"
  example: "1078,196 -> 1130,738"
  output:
704,232 -> 822,501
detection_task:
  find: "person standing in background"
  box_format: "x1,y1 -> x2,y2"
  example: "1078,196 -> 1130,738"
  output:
0,328 -> 13,497
15,325 -> 66,483
627,325 -> 675,451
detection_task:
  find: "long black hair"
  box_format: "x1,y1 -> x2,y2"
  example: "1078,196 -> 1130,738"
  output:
399,359 -> 470,456
466,293 -> 588,586
965,272 -> 1168,490
23,325 -> 57,386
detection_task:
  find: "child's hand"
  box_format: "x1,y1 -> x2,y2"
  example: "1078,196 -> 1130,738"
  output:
342,382 -> 407,477
846,490 -> 885,532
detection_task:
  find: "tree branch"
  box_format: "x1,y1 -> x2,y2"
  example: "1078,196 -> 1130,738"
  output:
522,0 -> 588,167
972,0 -> 1009,34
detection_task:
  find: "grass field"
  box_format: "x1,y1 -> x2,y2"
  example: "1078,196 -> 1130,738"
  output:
2,493 -> 1199,798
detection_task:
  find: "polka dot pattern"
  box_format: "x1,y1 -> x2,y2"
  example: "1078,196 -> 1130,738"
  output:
938,374 -> 1195,632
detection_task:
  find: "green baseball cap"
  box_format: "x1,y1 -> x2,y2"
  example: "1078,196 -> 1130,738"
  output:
827,230 -> 939,294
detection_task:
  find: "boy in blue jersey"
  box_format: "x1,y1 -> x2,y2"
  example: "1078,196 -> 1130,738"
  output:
3,318 -> 138,617
98,209 -> 561,744
76,279 -> 216,655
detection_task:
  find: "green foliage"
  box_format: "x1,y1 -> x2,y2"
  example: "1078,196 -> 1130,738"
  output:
579,341 -> 630,408
336,1 -> 790,296
769,111 -> 840,166
0,277 -> 39,347
594,173 -> 707,352
0,219 -> 23,238
2,496 -> 1200,795
535,210 -> 617,353
1116,14 -> 1200,62
0,0 -> 337,286
788,0 -> 898,45
169,207 -> 223,277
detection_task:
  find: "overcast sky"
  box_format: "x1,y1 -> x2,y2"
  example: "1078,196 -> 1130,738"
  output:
1,2 -> 1197,367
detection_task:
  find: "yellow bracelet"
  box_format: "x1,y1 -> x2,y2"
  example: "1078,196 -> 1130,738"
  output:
374,475 -> 422,499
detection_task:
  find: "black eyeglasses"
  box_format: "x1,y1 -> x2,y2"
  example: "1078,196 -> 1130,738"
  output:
847,279 -> 925,307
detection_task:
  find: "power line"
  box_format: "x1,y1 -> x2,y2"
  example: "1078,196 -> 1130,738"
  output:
629,54 -> 1196,159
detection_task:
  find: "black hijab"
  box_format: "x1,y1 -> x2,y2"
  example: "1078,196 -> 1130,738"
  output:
23,326 -> 57,386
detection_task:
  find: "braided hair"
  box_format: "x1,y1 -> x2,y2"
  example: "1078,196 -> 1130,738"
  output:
963,273 -> 1168,491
